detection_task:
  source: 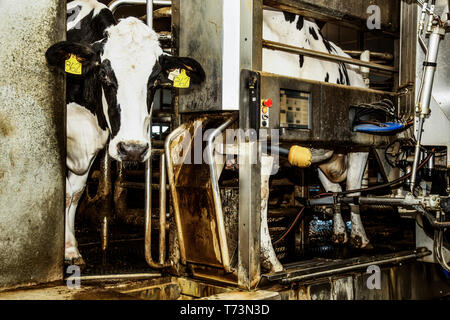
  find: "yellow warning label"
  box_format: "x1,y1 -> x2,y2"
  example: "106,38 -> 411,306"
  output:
65,54 -> 82,75
173,69 -> 190,88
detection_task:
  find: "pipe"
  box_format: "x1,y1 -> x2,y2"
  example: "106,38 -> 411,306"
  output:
108,0 -> 171,13
101,216 -> 108,252
262,40 -> 398,73
145,135 -> 170,268
343,50 -> 394,61
67,273 -> 161,281
146,0 -> 153,29
278,249 -> 431,284
159,153 -> 167,264
165,124 -> 188,264
206,116 -> 238,272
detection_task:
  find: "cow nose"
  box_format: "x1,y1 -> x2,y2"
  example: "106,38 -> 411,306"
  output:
117,142 -> 149,161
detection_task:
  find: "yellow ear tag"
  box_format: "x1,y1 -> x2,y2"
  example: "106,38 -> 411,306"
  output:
173,69 -> 190,88
65,54 -> 83,75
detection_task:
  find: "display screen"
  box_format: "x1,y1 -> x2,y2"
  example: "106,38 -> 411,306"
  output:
280,89 -> 311,129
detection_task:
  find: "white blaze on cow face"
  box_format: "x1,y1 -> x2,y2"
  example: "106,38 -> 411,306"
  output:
100,17 -> 163,162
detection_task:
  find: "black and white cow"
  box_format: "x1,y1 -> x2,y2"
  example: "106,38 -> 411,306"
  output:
46,0 -> 205,264
263,10 -> 370,248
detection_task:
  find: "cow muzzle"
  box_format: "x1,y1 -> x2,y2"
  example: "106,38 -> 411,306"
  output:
117,141 -> 150,162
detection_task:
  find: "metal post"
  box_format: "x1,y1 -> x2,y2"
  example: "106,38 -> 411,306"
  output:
146,0 -> 153,29
237,0 -> 263,290
206,116 -> 238,273
159,154 -> 167,264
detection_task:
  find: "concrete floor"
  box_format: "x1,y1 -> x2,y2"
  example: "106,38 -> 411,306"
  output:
0,282 -> 138,300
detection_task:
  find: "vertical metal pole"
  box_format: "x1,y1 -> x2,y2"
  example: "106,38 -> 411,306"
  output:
146,0 -> 153,29
238,140 -> 261,289
159,154 -> 167,264
237,0 -> 263,290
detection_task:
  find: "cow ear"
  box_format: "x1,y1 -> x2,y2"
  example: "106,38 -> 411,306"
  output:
158,54 -> 205,87
45,41 -> 99,76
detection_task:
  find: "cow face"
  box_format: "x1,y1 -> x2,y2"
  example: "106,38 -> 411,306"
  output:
46,17 -> 205,162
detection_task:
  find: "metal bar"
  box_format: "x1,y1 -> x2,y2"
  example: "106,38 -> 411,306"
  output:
344,50 -> 394,61
264,249 -> 431,284
109,0 -> 171,13
146,0 -> 153,29
145,135 -> 170,268
119,181 -> 169,190
262,39 -> 398,73
165,124 -> 188,264
159,153 -> 167,264
67,273 -> 161,281
206,116 -> 238,273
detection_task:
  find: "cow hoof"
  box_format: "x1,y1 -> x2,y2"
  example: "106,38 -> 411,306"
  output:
65,246 -> 85,266
332,233 -> 348,244
65,256 -> 86,267
350,235 -> 370,249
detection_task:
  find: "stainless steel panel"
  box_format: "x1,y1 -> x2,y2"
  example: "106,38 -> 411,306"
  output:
176,0 -> 261,112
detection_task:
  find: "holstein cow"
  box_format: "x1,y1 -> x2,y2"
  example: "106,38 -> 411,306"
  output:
263,10 -> 370,248
46,0 -> 205,264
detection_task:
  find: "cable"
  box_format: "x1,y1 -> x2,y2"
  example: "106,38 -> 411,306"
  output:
273,207 -> 305,245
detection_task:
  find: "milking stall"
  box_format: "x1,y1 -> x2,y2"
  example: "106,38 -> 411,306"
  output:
0,0 -> 449,304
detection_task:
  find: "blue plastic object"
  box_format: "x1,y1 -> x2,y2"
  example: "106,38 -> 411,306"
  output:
353,122 -> 405,134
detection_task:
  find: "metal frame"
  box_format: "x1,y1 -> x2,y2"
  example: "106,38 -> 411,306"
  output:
262,40 -> 398,74
206,116 -> 239,273
165,124 -> 188,264
108,0 -> 173,269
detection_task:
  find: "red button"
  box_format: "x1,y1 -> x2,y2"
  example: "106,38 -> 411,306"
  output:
263,99 -> 273,108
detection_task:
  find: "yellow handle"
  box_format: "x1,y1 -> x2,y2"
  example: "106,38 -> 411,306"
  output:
288,145 -> 312,168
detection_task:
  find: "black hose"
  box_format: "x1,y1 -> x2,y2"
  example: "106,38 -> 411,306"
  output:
318,149 -> 435,197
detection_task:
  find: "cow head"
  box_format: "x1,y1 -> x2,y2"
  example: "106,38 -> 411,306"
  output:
46,17 -> 205,162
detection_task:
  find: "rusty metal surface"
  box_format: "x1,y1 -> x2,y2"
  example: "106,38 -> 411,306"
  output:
167,117 -> 236,269
0,0 -> 66,290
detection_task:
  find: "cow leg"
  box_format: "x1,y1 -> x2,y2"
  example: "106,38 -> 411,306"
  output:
318,169 -> 348,244
65,170 -> 90,265
260,155 -> 283,273
346,152 -> 370,248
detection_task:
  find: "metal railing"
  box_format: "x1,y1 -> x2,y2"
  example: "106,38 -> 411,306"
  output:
262,39 -> 398,74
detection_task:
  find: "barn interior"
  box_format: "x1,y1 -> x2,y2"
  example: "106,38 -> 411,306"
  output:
0,0 -> 449,300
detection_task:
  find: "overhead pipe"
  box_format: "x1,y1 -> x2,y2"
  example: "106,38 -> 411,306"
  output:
108,0 -> 172,14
